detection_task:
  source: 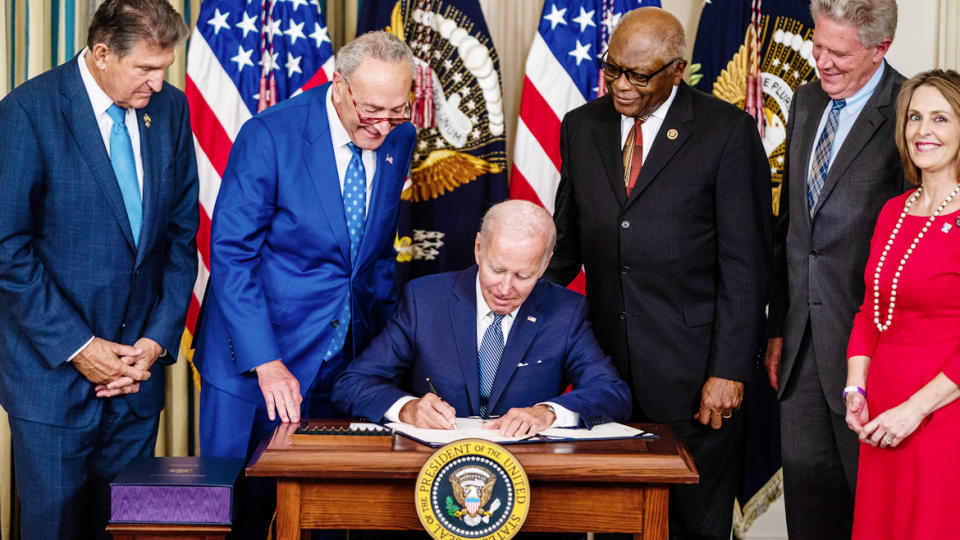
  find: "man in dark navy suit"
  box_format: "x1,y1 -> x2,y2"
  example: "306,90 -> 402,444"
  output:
0,1 -> 198,538
334,200 -> 631,436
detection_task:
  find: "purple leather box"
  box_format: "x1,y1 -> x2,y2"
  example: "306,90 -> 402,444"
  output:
110,456 -> 245,525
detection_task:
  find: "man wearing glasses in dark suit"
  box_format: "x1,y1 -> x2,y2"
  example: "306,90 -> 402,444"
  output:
546,7 -> 772,539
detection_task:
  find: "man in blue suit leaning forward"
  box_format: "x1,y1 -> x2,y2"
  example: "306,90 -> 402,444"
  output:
193,30 -> 417,537
334,200 -> 631,435
0,1 -> 198,537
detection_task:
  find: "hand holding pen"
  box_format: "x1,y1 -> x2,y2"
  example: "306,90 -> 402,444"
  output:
397,377 -> 458,430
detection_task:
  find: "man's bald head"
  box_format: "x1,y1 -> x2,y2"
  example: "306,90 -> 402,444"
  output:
610,7 -> 686,66
477,200 -> 556,269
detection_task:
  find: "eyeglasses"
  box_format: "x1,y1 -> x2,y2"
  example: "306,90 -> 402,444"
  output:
346,83 -> 411,126
600,56 -> 682,87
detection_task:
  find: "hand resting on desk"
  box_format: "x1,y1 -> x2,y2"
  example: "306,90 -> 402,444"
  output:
483,404 -> 556,437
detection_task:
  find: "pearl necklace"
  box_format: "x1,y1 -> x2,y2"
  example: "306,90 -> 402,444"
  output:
873,184 -> 960,332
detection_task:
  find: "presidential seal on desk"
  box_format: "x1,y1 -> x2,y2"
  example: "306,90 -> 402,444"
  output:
415,439 -> 530,539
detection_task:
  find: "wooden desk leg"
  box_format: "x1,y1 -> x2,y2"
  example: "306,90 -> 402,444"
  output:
638,486 -> 669,540
276,480 -> 302,540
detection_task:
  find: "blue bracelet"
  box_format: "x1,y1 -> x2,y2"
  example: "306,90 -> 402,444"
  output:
842,385 -> 866,400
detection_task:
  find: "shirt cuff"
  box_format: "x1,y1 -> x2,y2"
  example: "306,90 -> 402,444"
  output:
539,401 -> 578,428
384,396 -> 417,422
66,336 -> 95,363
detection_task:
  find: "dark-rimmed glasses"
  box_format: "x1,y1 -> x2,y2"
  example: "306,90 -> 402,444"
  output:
346,84 -> 411,126
600,56 -> 682,87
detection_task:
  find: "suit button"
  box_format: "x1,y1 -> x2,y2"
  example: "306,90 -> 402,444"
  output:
620,220 -> 630,229
618,312 -> 626,320
121,323 -> 126,329
331,319 -> 340,328
810,249 -> 821,257
621,265 -> 630,275
135,269 -> 141,276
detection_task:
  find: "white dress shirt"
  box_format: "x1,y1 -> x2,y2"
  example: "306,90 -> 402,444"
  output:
384,277 -> 578,427
326,88 -> 376,214
620,84 -> 679,161
77,48 -> 144,194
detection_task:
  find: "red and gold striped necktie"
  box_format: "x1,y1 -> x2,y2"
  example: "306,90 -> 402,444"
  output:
622,116 -> 647,197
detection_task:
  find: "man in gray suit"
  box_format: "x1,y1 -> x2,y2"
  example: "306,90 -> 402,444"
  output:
766,0 -> 907,538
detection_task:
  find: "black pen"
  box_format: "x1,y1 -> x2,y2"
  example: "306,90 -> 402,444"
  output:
425,377 -> 457,430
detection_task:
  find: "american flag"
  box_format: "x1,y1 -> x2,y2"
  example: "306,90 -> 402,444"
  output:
183,0 -> 334,355
509,0 -> 659,292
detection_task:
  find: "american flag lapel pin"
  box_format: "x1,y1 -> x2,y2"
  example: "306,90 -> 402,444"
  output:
143,114 -> 151,128
386,154 -> 393,164
527,315 -> 537,323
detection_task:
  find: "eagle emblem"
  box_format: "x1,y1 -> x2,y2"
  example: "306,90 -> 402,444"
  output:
403,150 -> 503,202
449,466 -> 499,525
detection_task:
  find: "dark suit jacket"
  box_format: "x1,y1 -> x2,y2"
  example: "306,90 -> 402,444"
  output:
768,63 -> 907,413
332,266 -> 632,426
0,56 -> 199,426
194,83 -> 416,404
546,82 -> 772,422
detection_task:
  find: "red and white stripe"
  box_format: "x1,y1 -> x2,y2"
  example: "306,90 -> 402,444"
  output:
510,34 -> 586,214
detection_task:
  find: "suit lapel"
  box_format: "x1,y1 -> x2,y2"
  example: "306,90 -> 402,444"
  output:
302,83 -> 351,266
627,83 -> 692,204
61,58 -> 137,252
812,65 -> 896,217
135,107 -> 158,265
486,288 -> 542,414
451,268 -> 482,415
592,96 -> 627,207
355,141 -> 396,269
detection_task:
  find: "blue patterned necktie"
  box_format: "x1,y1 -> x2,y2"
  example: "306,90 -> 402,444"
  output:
344,142 -> 367,263
107,104 -> 142,245
321,142 -> 368,362
807,98 -> 847,216
478,313 -> 505,417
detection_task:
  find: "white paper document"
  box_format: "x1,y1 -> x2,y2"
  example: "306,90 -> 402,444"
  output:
386,418 -> 653,447
386,417 -> 533,446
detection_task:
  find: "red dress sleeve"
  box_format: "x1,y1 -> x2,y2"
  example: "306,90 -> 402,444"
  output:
943,343 -> 960,385
847,196 -> 908,359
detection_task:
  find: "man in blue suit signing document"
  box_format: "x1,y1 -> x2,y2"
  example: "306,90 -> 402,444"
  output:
193,30 -> 417,538
0,1 -> 197,537
334,201 -> 631,435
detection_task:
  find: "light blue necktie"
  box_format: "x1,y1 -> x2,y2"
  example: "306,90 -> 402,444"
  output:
321,143 -> 368,361
107,104 -> 142,246
478,313 -> 505,417
807,98 -> 846,216
344,142 -> 367,263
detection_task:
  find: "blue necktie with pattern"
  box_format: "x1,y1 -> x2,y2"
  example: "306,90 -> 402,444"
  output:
807,98 -> 847,216
344,142 -> 367,263
322,142 -> 368,361
107,104 -> 142,245
478,313 -> 505,417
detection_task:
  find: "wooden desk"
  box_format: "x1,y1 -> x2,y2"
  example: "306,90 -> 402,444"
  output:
246,421 -> 698,540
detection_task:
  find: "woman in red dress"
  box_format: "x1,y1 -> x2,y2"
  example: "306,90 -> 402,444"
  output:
845,69 -> 960,539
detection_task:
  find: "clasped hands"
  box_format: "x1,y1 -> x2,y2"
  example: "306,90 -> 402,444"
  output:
73,336 -> 162,397
845,391 -> 923,450
399,392 -> 557,437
